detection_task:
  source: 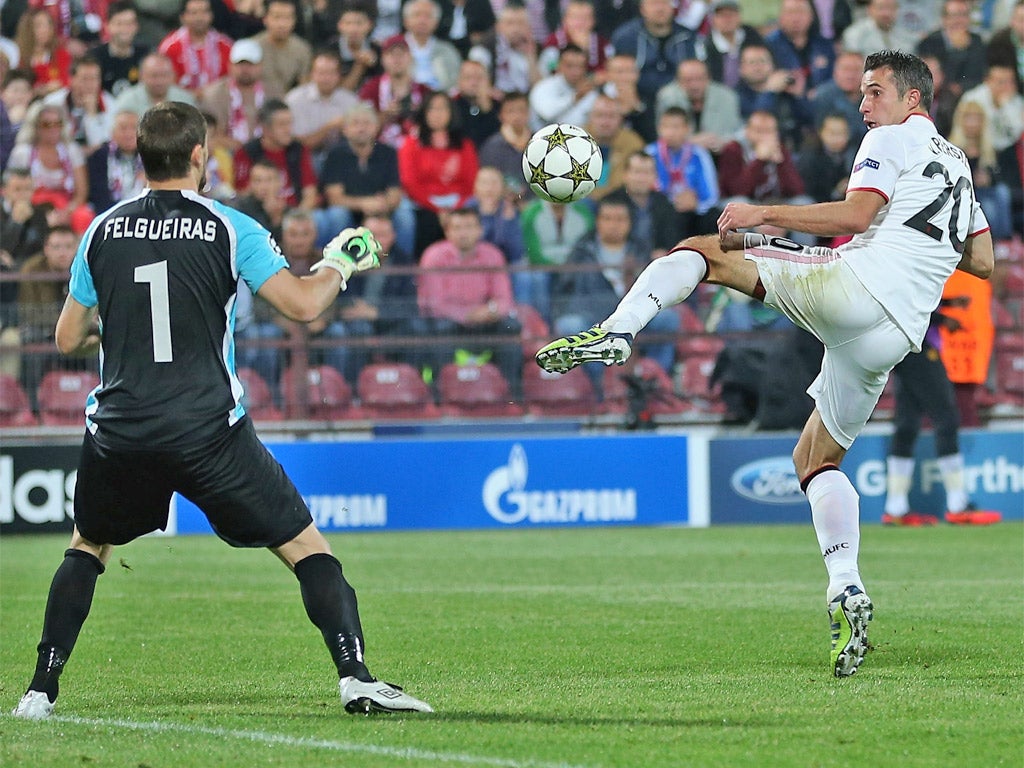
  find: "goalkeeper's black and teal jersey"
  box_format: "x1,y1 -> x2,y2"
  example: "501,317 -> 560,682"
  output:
69,189 -> 288,450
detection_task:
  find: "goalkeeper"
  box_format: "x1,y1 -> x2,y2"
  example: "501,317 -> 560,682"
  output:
13,101 -> 432,720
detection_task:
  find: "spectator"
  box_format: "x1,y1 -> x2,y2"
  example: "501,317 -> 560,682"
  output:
655,57 -> 742,155
585,93 -> 646,201
201,109 -> 236,200
285,51 -> 358,173
320,102 -> 415,256
601,52 -> 656,143
417,207 -> 523,395
197,39 -> 279,155
358,33 -> 430,149
2,68 -> 35,163
15,8 -> 72,97
604,150 -> 679,258
17,225 -> 85,409
131,0 -> 179,50
398,90 -> 479,258
797,113 -> 856,204
717,110 -> 813,241
1,166 -> 52,329
551,197 -> 679,388
986,2 -> 1023,94
922,53 -> 958,139
674,0 -> 711,33
10,102 -> 92,229
735,42 -> 811,151
252,0 -> 312,95
917,0 -> 987,99
157,0 -> 233,91
90,0 -> 150,98
467,3 -> 542,98
697,0 -> 764,89
841,0 -> 919,57
948,99 -> 1015,243
764,0 -> 835,102
230,158 -> 286,242
645,106 -> 719,239
234,98 -> 319,214
477,91 -> 532,201
469,165 -> 533,307
372,0 -> 406,43
529,44 -> 599,131
812,50 -> 868,145
592,0 -> 641,39
401,0 -> 462,91
85,109 -> 146,213
610,0 -> 697,104
113,52 -> 197,116
42,56 -> 115,155
538,0 -> 612,77
451,58 -> 501,148
959,62 -> 1024,155
435,0 -> 496,59
520,197 -> 595,324
331,2 -> 381,93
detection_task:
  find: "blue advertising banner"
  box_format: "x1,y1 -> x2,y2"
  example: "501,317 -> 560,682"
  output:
175,435 -> 691,534
709,428 -> 1024,524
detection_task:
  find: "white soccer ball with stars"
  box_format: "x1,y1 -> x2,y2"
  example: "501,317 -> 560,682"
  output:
522,123 -> 603,204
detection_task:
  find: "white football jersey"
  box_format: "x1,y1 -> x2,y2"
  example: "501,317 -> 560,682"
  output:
838,113 -> 988,350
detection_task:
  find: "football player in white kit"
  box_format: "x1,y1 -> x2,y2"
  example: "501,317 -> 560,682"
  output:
534,50 -> 995,677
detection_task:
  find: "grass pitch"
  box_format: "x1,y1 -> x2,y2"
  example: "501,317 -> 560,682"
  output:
1,525 -> 1021,768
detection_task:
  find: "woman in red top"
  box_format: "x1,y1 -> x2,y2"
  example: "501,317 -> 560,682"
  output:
15,9 -> 73,98
398,90 -> 479,258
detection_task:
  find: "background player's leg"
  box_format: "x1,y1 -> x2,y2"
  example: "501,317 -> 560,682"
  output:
885,357 -> 928,523
14,530 -> 111,718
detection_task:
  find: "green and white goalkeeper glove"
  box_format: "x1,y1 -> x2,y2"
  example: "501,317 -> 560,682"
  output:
311,226 -> 382,287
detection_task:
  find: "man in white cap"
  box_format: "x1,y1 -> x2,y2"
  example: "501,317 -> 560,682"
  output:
198,39 -> 283,153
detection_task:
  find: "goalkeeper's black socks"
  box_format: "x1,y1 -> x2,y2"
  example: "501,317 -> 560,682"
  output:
30,549 -> 105,701
294,553 -> 374,683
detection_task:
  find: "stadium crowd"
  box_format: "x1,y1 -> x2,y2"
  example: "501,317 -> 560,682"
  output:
1,0 -> 1022,420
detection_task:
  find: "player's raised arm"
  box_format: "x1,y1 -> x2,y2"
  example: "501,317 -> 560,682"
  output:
956,229 -> 994,279
717,190 -> 886,240
255,226 -> 382,322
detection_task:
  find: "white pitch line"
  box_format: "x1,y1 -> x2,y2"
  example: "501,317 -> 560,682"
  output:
55,716 -> 596,768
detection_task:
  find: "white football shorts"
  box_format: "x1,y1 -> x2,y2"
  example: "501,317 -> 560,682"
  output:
743,234 -> 914,449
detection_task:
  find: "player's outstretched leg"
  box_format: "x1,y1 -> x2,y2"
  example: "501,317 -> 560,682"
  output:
293,552 -> 432,714
13,547 -> 106,719
535,245 -> 712,373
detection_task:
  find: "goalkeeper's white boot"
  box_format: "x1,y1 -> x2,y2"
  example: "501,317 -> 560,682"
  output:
340,677 -> 433,714
829,585 -> 873,677
12,691 -> 54,720
535,324 -> 633,374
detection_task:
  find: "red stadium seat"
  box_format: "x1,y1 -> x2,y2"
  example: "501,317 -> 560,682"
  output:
236,367 -> 284,421
37,370 -> 100,426
993,333 -> 1024,405
522,362 -> 597,416
0,375 -> 37,427
281,365 -> 360,421
438,362 -> 523,417
357,362 -> 439,419
676,354 -> 725,414
601,357 -> 690,416
516,303 -> 551,359
675,333 -> 725,360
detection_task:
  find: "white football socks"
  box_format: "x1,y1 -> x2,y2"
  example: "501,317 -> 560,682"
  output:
806,469 -> 863,601
603,249 -> 707,335
884,455 -> 915,517
937,453 -> 969,512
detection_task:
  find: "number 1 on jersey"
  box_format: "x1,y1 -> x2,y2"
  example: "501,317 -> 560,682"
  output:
134,261 -> 173,362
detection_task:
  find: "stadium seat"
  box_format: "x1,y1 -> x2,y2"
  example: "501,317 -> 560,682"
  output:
37,370 -> 100,426
281,365 -> 361,421
438,362 -> 523,417
357,362 -> 440,419
0,375 -> 37,427
991,297 -> 1015,330
601,357 -> 690,416
673,301 -> 706,334
675,333 -> 725,360
516,303 -> 551,359
993,333 -> 1024,406
676,354 -> 725,414
522,362 -> 597,416
236,367 -> 284,421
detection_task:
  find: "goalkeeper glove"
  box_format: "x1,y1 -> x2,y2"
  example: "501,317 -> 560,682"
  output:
311,226 -> 382,287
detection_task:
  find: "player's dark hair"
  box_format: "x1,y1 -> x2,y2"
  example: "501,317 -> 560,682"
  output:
864,50 -> 933,112
138,101 -> 207,181
106,0 -> 137,20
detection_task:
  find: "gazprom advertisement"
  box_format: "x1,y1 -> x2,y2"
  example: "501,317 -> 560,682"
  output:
710,428 -> 1024,524
174,435 -> 691,534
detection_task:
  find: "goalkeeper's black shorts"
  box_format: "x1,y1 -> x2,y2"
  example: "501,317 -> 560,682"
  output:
74,417 -> 313,548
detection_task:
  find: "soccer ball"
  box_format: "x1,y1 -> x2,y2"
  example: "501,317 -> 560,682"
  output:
522,123 -> 603,204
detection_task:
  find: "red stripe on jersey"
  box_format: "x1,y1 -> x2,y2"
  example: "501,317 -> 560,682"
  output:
847,186 -> 889,203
